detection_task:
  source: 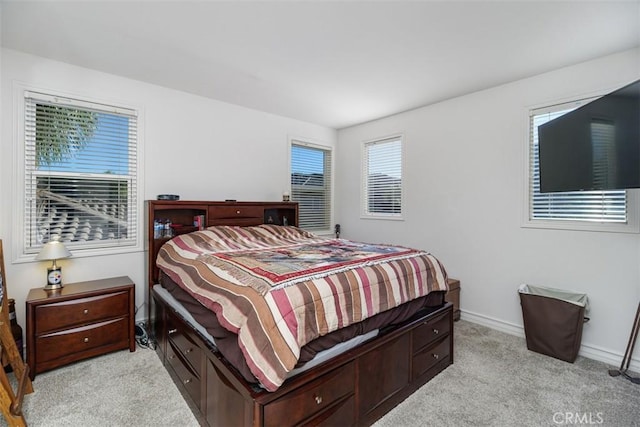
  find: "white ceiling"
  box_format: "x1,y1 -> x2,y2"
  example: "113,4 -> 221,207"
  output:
2,1 -> 639,129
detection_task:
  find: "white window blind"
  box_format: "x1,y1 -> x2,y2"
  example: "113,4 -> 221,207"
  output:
290,141 -> 332,230
363,137 -> 403,217
24,92 -> 138,252
529,103 -> 626,223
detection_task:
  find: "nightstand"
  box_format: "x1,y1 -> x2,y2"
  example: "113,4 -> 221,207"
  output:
26,276 -> 135,380
445,278 -> 461,321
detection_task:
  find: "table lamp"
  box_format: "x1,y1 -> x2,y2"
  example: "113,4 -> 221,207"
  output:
36,241 -> 72,290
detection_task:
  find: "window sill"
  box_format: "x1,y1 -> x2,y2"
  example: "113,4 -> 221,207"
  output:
521,219 -> 639,234
14,243 -> 142,264
523,189 -> 640,234
360,214 -> 404,221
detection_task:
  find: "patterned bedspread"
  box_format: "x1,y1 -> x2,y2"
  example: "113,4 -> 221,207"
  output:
157,225 -> 448,391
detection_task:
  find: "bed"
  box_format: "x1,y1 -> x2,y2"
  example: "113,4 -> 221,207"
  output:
147,200 -> 453,426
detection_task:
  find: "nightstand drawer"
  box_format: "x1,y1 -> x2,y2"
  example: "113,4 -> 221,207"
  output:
35,317 -> 129,363
34,291 -> 130,334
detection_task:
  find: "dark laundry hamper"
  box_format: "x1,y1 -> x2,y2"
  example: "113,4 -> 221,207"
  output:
518,284 -> 589,363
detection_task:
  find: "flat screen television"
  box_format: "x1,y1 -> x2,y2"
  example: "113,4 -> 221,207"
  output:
538,79 -> 640,193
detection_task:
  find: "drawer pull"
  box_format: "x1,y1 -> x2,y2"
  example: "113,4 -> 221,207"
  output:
183,378 -> 191,385
168,354 -> 175,360
432,353 -> 439,360
433,328 -> 439,335
184,348 -> 193,354
83,337 -> 89,343
83,309 -> 89,314
236,210 -> 241,214
314,395 -> 323,405
168,328 -> 177,335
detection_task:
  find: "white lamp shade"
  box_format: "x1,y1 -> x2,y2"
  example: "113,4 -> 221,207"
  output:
36,241 -> 72,261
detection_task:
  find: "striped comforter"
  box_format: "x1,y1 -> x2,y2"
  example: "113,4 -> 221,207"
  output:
157,225 -> 448,391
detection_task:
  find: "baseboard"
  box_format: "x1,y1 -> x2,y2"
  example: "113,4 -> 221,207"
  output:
460,309 -> 524,337
459,309 -> 640,374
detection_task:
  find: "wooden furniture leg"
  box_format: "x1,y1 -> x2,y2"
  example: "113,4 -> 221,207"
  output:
0,239 -> 34,425
0,369 -> 27,427
0,306 -> 32,426
0,320 -> 33,396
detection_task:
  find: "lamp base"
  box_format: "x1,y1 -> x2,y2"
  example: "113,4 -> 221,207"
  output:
44,266 -> 63,290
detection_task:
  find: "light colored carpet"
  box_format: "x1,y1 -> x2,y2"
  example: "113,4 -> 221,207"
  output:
374,321 -> 640,427
14,348 -> 199,427
3,320 -> 638,426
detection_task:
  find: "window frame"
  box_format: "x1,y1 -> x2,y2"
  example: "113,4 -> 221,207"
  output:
12,84 -> 144,262
522,97 -> 639,234
361,134 -> 405,221
288,137 -> 334,234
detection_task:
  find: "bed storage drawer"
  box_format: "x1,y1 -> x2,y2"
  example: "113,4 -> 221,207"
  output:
412,335 -> 451,381
164,310 -> 204,409
263,362 -> 355,427
411,305 -> 452,382
305,394 -> 355,427
412,309 -> 451,352
168,323 -> 202,372
167,340 -> 202,405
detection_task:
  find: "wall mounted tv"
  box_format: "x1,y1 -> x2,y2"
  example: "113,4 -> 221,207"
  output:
538,79 -> 639,193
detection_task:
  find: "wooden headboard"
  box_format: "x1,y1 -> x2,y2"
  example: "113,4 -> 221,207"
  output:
146,200 -> 298,290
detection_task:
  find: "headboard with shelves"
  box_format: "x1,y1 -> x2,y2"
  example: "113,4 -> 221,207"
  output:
146,200 -> 299,289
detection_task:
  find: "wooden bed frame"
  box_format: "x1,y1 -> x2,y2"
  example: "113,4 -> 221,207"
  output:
147,200 -> 453,426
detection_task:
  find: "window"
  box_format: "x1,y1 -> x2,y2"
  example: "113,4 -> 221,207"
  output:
527,100 -> 633,230
290,141 -> 332,230
362,136 -> 403,218
23,91 -> 139,254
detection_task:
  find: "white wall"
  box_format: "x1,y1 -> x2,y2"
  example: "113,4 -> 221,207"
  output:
336,48 -> 640,370
0,48 -> 336,329
2,45 -> 638,371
